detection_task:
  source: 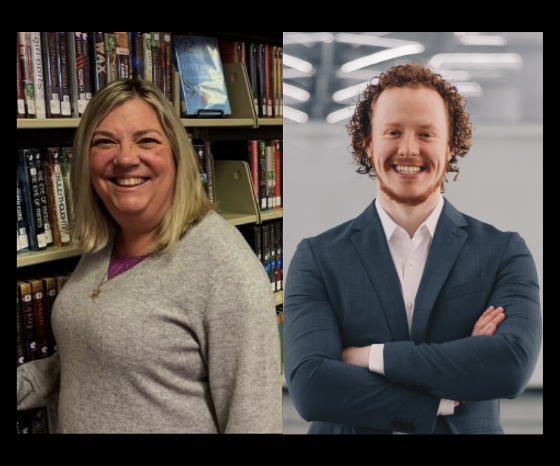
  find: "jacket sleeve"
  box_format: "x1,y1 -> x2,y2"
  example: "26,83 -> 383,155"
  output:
383,232 -> 542,401
17,353 -> 60,411
284,238 -> 441,434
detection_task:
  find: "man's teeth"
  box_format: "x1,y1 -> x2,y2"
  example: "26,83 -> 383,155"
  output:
114,178 -> 148,186
394,165 -> 422,174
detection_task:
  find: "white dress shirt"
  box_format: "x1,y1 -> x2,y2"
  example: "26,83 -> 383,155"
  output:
369,194 -> 455,416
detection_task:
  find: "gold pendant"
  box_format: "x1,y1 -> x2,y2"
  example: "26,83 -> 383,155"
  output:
91,287 -> 102,300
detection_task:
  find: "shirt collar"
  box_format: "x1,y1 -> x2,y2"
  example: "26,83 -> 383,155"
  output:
375,194 -> 444,242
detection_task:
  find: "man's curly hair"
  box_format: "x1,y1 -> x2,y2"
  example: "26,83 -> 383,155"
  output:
346,61 -> 473,191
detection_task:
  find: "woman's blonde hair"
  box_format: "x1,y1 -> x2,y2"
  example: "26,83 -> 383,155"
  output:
71,78 -> 214,253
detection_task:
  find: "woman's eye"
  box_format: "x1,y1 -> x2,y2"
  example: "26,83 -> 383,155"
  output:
139,138 -> 159,146
92,139 -> 116,147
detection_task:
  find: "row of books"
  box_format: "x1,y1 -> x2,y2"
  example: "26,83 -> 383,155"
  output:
17,32 -> 174,119
238,219 -> 283,293
17,275 -> 69,434
17,148 -> 73,253
213,139 -> 283,211
219,40 -> 283,119
17,32 -> 282,120
16,141 -> 218,254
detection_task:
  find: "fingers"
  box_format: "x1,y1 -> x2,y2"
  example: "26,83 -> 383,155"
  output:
472,306 -> 505,336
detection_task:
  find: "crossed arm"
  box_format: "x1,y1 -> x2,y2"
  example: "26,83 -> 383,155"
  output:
284,232 -> 542,432
342,305 -> 506,407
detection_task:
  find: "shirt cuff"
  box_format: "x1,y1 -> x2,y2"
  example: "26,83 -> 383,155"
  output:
437,399 -> 455,416
369,344 -> 385,376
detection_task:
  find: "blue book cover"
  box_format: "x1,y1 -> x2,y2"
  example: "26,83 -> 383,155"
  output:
173,35 -> 231,117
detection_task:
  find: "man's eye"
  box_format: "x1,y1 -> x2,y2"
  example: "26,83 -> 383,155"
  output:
421,133 -> 431,138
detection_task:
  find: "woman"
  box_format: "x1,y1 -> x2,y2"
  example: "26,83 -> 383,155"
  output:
17,79 -> 282,433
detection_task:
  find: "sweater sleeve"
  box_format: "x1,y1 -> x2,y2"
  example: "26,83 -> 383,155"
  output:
205,247 -> 282,433
17,354 -> 60,411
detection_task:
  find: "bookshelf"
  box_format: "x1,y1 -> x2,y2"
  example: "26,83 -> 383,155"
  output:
17,31 -> 282,433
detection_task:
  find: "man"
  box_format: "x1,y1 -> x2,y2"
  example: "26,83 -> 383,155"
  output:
283,62 -> 542,434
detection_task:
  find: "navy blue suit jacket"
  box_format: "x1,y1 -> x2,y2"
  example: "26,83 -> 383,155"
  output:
284,198 -> 542,434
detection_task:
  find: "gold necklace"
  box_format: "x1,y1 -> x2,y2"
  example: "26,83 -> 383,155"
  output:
91,270 -> 109,301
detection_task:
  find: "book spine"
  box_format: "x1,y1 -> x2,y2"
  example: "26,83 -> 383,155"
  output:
204,140 -> 215,203
17,285 -> 26,366
35,150 -> 53,246
19,32 -> 36,117
278,48 -> 283,117
73,32 -> 92,115
18,281 -> 38,361
40,32 -> 61,118
162,32 -> 172,101
115,32 -> 130,80
92,32 -> 108,92
45,147 -> 71,245
274,139 -> 282,208
17,169 -> 30,253
248,43 -> 259,117
265,44 -> 272,118
151,32 -> 161,90
248,140 -> 259,199
29,32 -> 46,119
258,44 -> 266,118
142,33 -> 153,82
57,32 -> 72,117
42,277 -> 58,355
29,279 -> 48,359
17,33 -> 26,117
265,141 -> 275,210
258,140 -> 267,210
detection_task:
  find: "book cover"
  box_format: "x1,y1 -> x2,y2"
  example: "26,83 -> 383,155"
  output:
174,35 -> 231,117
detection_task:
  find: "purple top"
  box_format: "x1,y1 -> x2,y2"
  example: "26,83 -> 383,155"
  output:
108,251 -> 151,280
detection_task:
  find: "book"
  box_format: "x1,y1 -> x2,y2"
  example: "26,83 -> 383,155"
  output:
17,33 -> 26,118
40,32 -> 62,118
18,32 -> 36,118
174,35 -> 231,117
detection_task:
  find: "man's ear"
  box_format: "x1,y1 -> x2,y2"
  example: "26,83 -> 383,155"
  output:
363,136 -> 373,159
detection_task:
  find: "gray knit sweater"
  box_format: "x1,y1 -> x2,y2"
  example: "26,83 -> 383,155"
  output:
17,211 -> 282,433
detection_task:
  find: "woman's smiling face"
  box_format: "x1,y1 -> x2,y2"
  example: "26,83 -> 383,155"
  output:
89,98 -> 176,230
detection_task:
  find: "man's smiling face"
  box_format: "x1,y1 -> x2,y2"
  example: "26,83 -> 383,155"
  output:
365,84 -> 453,206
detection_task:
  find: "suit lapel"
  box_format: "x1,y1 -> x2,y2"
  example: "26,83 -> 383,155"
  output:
350,201 -> 410,342
410,199 -> 469,344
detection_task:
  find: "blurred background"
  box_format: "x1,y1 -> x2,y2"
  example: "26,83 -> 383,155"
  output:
282,32 -> 543,434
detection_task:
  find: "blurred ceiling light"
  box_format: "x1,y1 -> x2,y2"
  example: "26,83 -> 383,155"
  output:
336,69 -> 383,80
335,33 -> 420,48
430,53 -> 522,70
460,35 -> 507,46
283,83 -> 310,102
327,106 -> 356,124
454,82 -> 483,96
283,32 -> 331,45
341,44 -> 425,73
283,53 -> 314,73
439,70 -> 472,81
333,80 -> 378,102
284,105 -> 309,123
283,69 -> 316,79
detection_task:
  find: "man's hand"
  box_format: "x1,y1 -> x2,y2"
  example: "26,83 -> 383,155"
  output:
453,306 -> 506,407
471,306 -> 505,336
341,346 -> 370,368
